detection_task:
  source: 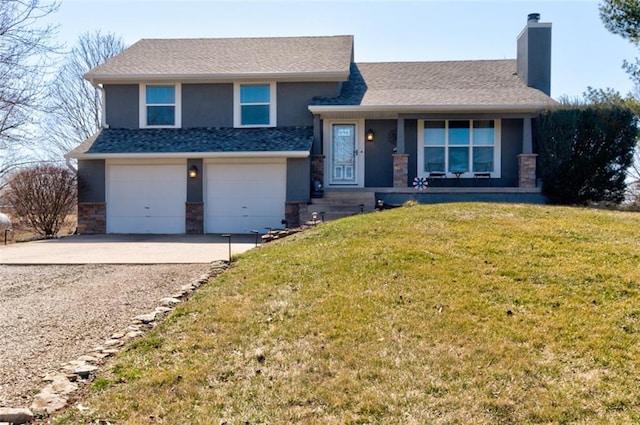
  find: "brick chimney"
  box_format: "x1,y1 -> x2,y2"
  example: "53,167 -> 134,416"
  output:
517,13 -> 552,96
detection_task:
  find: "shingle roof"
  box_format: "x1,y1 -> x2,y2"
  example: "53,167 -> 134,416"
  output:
85,36 -> 353,82
312,60 -> 555,109
67,127 -> 313,158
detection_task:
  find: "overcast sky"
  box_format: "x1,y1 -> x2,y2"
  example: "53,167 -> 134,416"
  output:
49,0 -> 639,99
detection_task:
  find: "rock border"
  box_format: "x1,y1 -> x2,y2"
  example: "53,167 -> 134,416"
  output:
0,260 -> 229,425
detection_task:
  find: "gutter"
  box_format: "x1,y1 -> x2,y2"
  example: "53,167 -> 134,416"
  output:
308,103 -> 555,115
67,151 -> 311,160
84,70 -> 350,85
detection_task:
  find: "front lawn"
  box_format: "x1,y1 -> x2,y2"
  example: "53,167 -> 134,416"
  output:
53,203 -> 640,424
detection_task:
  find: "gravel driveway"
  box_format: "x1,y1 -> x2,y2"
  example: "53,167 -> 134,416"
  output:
0,263 -> 212,408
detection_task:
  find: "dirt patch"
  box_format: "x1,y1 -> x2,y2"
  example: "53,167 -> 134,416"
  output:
0,263 -> 211,408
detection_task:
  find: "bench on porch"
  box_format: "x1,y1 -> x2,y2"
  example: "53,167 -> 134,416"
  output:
473,162 -> 492,180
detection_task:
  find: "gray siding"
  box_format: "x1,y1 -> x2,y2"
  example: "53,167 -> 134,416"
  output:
405,119 -> 418,186
104,84 -> 139,129
364,119 -> 396,187
182,84 -> 233,128
278,82 -> 340,127
78,159 -> 105,202
186,158 -> 203,202
286,158 -> 310,202
500,119 -> 523,187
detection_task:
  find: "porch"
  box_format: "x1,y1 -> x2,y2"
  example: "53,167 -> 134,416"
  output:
299,186 -> 546,224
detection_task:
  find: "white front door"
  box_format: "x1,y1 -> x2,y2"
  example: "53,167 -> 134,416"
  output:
325,120 -> 365,187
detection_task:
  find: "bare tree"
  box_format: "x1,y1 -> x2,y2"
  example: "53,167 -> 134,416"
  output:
5,164 -> 76,237
0,0 -> 59,149
44,31 -> 125,158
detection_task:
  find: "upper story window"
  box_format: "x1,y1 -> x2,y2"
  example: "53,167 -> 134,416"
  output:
418,119 -> 501,178
139,84 -> 181,128
234,82 -> 276,127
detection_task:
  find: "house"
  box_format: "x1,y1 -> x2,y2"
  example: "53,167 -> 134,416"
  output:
67,13 -> 554,235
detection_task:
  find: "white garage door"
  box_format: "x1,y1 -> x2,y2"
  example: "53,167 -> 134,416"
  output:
205,161 -> 286,234
107,163 -> 186,234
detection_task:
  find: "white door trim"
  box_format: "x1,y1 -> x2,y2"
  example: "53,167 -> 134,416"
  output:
323,119 -> 365,188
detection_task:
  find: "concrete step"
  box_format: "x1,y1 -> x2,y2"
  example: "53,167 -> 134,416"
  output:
308,201 -> 374,212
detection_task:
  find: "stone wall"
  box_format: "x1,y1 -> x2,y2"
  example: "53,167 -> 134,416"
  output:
518,154 -> 538,188
77,203 -> 106,234
185,202 -> 204,234
393,154 -> 409,188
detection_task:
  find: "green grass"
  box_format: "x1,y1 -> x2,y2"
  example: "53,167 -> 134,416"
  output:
53,203 -> 640,424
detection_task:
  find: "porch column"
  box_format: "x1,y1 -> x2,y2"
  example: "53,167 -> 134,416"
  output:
522,116 -> 533,154
396,117 -> 405,153
518,154 -> 537,188
393,154 -> 409,188
312,115 -> 322,155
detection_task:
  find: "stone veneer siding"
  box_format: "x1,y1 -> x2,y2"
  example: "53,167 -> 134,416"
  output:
393,154 -> 409,188
311,154 -> 325,188
185,202 -> 204,234
77,203 -> 106,234
518,154 -> 538,188
285,202 -> 305,229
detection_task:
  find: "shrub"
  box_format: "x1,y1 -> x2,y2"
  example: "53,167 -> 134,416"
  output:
537,106 -> 638,205
5,165 -> 76,237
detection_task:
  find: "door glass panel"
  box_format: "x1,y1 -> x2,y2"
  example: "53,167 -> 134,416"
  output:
331,124 -> 356,183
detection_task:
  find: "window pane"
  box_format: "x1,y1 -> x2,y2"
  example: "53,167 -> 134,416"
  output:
449,147 -> 469,172
449,120 -> 470,145
241,105 -> 270,125
147,106 -> 175,126
146,86 -> 175,104
473,147 -> 494,172
241,85 -> 270,103
424,147 -> 445,172
473,120 -> 495,146
424,121 -> 445,146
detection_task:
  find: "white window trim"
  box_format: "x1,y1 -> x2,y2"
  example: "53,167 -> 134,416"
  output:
417,119 -> 501,179
233,82 -> 277,128
139,83 -> 182,129
323,119 -> 365,187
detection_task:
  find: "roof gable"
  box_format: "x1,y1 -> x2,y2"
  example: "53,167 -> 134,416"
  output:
85,35 -> 353,83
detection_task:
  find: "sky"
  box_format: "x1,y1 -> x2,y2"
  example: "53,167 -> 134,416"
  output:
47,0 -> 639,100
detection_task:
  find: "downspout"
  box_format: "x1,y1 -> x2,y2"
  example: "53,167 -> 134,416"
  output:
65,78 -> 108,174
65,156 -> 77,174
90,78 -> 109,129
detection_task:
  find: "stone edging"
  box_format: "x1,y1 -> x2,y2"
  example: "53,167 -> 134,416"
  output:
0,260 -> 229,425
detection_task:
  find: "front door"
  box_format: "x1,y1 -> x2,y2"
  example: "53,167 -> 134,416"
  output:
330,123 -> 357,185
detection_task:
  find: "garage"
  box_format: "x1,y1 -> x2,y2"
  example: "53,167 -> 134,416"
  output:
107,162 -> 186,234
205,160 -> 286,234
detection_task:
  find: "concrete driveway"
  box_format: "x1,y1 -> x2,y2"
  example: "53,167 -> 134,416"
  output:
0,234 -> 258,264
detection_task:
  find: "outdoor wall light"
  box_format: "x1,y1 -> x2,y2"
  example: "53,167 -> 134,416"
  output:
366,128 -> 375,142
188,165 -> 198,179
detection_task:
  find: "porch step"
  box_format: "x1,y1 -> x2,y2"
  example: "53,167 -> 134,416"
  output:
301,190 -> 377,223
